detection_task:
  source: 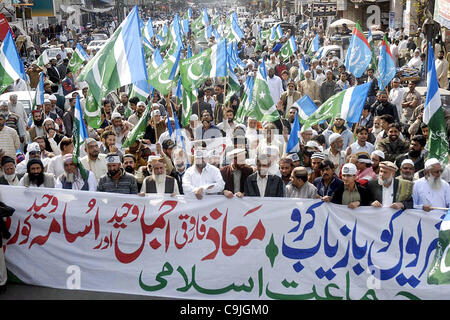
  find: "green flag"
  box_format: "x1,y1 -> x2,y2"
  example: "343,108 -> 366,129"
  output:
428,210 -> 450,285
181,87 -> 197,127
224,71 -> 241,105
148,50 -> 180,96
247,62 -> 278,122
68,44 -> 89,74
72,96 -> 89,179
368,30 -> 378,71
122,104 -> 150,148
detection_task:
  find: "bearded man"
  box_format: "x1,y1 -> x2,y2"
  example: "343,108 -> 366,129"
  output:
139,156 -> 179,196
367,161 -> 413,209
413,158 -> 450,212
19,158 -> 55,188
55,154 -> 97,191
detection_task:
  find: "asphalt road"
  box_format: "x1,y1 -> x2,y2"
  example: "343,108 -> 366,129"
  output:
0,283 -> 175,300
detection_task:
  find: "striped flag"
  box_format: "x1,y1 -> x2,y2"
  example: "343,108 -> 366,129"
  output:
427,209 -> 450,284
235,74 -> 254,124
78,6 -> 148,128
32,72 -> 45,111
303,82 -> 371,129
344,22 -> 372,78
34,50 -> 50,68
180,39 -> 227,91
308,34 -> 319,54
279,36 -> 297,62
148,48 -> 181,96
0,30 -> 27,93
423,42 -> 449,163
143,18 -> 154,40
247,60 -> 279,122
226,13 -> 244,42
122,103 -> 151,149
377,35 -> 396,90
68,43 -> 89,74
72,95 -> 89,179
292,94 -> 318,123
286,111 -> 301,154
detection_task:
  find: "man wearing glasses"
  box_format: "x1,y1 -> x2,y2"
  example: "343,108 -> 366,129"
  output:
285,167 -> 318,199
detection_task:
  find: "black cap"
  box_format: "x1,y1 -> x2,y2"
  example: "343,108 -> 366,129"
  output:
1,156 -> 15,167
162,139 -> 175,149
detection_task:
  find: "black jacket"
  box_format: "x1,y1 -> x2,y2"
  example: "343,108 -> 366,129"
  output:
0,201 -> 15,246
331,182 -> 371,206
244,172 -> 285,197
366,178 -> 414,209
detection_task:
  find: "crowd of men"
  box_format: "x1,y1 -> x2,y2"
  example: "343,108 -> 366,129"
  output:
1,6 -> 450,293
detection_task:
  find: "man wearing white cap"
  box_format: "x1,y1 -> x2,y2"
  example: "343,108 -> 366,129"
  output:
106,112 -> 133,150
221,148 -> 254,198
80,138 -> 107,181
55,154 -> 97,191
139,156 -> 179,196
331,163 -> 370,208
400,159 -> 415,181
309,152 -> 325,183
367,161 -> 413,209
298,70 -> 319,101
127,101 -> 147,126
97,153 -> 138,194
356,153 -> 377,186
412,158 -> 450,211
324,132 -> 346,176
371,150 -> 385,176
182,149 -> 225,200
322,116 -> 353,150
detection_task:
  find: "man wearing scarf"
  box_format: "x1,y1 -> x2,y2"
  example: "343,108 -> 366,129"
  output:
0,156 -> 23,185
55,154 -> 97,191
19,158 -> 55,188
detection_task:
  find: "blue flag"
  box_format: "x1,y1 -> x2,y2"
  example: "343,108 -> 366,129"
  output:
286,111 -> 301,154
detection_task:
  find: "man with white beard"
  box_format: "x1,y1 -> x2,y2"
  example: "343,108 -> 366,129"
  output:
139,156 -> 179,196
0,156 -> 22,185
412,158 -> 450,212
400,159 -> 415,181
55,154 -> 97,191
367,161 -> 413,209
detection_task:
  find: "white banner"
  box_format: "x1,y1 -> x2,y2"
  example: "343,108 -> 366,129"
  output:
2,185 -> 450,300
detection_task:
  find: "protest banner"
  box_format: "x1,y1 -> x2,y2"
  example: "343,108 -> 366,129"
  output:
2,185 -> 449,299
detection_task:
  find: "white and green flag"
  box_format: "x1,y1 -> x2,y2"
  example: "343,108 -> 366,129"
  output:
423,42 -> 449,163
148,48 -> 181,96
246,60 -> 278,122
302,82 -> 371,129
179,39 -> 227,91
68,44 -> 89,74
78,6 -> 148,128
0,31 -> 27,93
72,95 -> 89,179
279,36 -> 297,62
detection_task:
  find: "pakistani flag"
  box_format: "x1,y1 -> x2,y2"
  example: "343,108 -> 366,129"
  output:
148,48 -> 181,96
247,60 -> 278,122
122,103 -> 151,148
224,68 -> 241,105
32,72 -> 45,110
78,6 -> 148,128
180,39 -> 227,91
261,28 -> 271,41
34,50 -> 51,67
303,82 -> 371,129
182,85 -> 197,127
0,30 -> 27,93
68,44 -> 89,74
423,42 -> 449,163
368,29 -> 378,71
428,209 -> 450,284
72,95 -> 89,179
235,75 -> 254,124
279,36 -> 297,62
